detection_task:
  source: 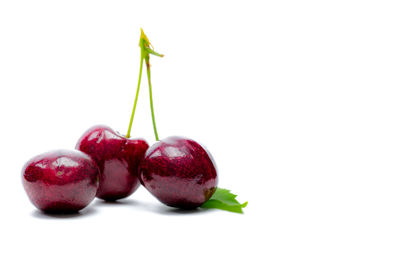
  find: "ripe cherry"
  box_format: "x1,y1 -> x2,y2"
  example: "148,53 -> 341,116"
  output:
22,150 -> 99,213
136,30 -> 218,208
76,125 -> 148,201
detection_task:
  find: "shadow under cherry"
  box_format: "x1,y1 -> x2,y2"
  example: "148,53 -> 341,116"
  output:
128,200 -> 216,216
31,206 -> 98,219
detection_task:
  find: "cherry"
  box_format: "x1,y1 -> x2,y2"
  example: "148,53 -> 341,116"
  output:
75,31 -> 159,201
76,125 -> 148,201
136,30 -> 218,208
21,150 -> 99,213
140,137 -> 218,208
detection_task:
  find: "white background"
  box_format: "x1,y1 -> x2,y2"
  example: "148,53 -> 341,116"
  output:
0,0 -> 399,276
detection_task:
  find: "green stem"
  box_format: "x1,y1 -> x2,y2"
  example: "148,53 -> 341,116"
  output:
126,55 -> 144,138
145,57 -> 159,141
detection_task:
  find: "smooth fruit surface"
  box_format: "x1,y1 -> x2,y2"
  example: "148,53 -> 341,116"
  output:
22,149 -> 99,213
76,125 -> 149,201
139,136 -> 218,209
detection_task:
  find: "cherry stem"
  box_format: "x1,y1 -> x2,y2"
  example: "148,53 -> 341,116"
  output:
139,29 -> 164,141
145,56 -> 159,141
126,54 -> 144,138
126,29 -> 163,140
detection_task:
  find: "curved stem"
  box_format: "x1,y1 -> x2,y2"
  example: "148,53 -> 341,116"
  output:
126,55 -> 144,138
145,58 -> 159,141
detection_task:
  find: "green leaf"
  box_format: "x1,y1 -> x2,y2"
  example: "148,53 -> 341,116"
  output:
201,188 -> 248,213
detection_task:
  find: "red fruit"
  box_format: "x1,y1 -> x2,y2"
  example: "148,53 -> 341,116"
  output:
76,125 -> 149,201
22,150 -> 99,213
139,136 -> 218,209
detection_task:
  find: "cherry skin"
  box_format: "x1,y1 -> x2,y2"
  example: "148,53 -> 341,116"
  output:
139,136 -> 218,209
76,125 -> 149,201
21,149 -> 99,213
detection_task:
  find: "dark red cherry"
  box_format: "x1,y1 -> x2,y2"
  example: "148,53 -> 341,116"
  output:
76,125 -> 149,201
21,149 -> 99,213
139,136 -> 218,209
